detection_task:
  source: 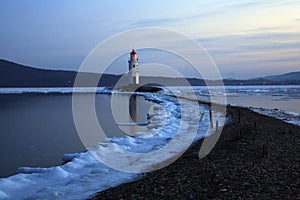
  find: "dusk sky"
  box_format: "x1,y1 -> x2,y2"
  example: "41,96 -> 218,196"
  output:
1,0 -> 300,79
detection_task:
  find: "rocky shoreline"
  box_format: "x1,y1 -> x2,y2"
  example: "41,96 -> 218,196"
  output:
92,106 -> 300,199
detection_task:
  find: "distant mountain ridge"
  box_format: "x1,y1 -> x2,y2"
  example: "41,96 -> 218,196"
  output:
262,72 -> 300,81
0,59 -> 120,87
0,59 -> 300,87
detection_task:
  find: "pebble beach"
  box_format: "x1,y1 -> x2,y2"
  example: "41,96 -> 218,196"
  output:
92,105 -> 300,199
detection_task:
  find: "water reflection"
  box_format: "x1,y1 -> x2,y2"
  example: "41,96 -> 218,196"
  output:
129,94 -> 139,123
0,93 -> 153,177
112,94 -> 150,137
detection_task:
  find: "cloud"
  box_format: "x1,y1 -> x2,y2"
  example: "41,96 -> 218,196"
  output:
227,1 -> 263,8
129,18 -> 176,27
129,1 -> 265,28
243,26 -> 281,33
265,0 -> 300,8
129,10 -> 223,28
195,31 -> 300,78
198,32 -> 300,51
259,57 -> 300,63
183,1 -> 262,21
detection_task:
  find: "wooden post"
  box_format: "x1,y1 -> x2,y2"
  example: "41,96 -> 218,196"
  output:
210,110 -> 213,128
200,112 -> 204,122
216,120 -> 219,133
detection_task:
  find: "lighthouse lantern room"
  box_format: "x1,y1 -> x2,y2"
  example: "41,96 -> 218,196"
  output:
128,49 -> 139,85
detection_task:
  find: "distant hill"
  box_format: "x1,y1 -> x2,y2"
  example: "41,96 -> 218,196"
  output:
0,59 -> 120,87
0,59 -> 207,87
262,72 -> 300,81
0,59 -> 300,87
204,72 -> 300,86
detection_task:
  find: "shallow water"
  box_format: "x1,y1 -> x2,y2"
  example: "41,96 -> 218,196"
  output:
226,94 -> 300,114
1,85 -> 299,179
170,85 -> 300,126
0,89 -> 213,200
223,85 -> 300,114
0,93 -> 153,177
174,85 -> 300,114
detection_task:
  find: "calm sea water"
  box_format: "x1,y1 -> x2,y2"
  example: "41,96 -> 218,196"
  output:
224,85 -> 300,114
177,85 -> 300,114
1,85 -> 300,178
0,93 -> 153,177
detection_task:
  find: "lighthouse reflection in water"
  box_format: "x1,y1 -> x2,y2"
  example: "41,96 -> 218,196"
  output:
129,95 -> 139,124
112,94 -> 151,137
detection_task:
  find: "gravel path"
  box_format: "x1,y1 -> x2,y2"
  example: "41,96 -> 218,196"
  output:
92,106 -> 300,199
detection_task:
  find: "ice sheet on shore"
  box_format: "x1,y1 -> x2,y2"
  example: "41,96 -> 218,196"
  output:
172,86 -> 300,127
251,107 -> 300,126
0,91 -> 215,200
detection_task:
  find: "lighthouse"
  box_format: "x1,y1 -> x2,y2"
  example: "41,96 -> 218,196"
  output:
128,49 -> 139,85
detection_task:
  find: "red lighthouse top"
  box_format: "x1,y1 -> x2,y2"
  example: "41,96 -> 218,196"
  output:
130,49 -> 137,59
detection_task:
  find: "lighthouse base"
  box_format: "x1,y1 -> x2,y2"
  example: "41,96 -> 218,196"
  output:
116,85 -> 162,93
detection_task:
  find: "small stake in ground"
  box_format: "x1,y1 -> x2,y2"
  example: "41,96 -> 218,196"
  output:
210,110 -> 213,128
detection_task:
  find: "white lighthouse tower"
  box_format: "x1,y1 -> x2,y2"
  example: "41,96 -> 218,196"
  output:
128,49 -> 139,85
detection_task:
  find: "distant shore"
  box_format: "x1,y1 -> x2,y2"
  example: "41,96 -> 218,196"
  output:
92,105 -> 300,199
1,59 -> 300,88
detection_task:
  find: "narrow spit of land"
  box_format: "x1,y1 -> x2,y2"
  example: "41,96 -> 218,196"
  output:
92,105 -> 300,199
